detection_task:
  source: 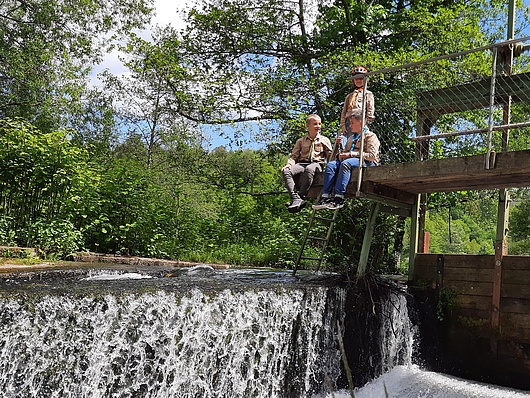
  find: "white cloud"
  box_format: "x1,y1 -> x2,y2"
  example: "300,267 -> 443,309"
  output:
151,0 -> 185,28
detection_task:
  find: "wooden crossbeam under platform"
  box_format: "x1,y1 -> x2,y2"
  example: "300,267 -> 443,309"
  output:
307,149 -> 530,209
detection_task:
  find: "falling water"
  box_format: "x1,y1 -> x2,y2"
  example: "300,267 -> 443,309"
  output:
322,288 -> 530,398
378,290 -> 414,373
0,268 -> 348,398
1,268 -> 527,398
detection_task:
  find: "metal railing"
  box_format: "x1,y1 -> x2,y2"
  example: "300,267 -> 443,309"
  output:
361,36 -> 530,171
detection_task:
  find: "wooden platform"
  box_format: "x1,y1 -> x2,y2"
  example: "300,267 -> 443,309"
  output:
307,149 -> 530,206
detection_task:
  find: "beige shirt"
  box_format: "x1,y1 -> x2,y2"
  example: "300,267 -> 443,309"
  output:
340,88 -> 375,128
343,129 -> 380,164
286,133 -> 332,166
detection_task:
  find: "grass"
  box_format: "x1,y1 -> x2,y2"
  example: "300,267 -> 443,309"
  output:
0,256 -> 56,266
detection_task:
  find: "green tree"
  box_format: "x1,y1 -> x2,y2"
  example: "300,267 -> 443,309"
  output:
509,188 -> 530,254
0,0 -> 153,131
0,118 -> 90,256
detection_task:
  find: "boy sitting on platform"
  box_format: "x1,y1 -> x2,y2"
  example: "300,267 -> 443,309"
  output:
281,114 -> 332,213
312,109 -> 380,210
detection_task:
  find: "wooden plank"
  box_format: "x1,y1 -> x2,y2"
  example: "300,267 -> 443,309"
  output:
363,149 -> 530,194
360,181 -> 416,205
503,256 -> 530,270
499,327 -> 530,343
501,298 -> 530,314
452,306 -> 490,320
498,340 -> 530,364
444,266 -> 493,283
443,280 -> 492,296
500,313 -> 530,333
414,254 -> 438,282
456,294 -> 491,311
501,283 -> 530,300
443,254 -> 493,269
501,269 -> 530,284
307,150 -> 530,199
415,253 -> 439,267
414,266 -> 437,283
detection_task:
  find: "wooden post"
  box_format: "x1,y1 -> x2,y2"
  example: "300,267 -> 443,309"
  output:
492,0 -> 514,329
492,189 -> 509,328
423,231 -> 431,253
415,116 -> 433,255
357,202 -> 380,277
408,195 -> 421,281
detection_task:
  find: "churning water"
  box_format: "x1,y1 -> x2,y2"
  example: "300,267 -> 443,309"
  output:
0,267 -> 347,397
326,365 -> 530,398
0,267 -> 528,397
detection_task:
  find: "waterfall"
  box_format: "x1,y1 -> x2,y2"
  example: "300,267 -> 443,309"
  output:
378,290 -> 415,373
0,275 -> 351,398
0,269 -> 419,397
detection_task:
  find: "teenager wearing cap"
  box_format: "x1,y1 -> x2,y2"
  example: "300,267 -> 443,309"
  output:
339,66 -> 375,136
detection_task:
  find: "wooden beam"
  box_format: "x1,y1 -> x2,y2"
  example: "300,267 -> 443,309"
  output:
364,149 -> 530,194
408,195 -> 421,281
417,72 -> 530,117
492,189 -> 510,328
357,202 -> 380,277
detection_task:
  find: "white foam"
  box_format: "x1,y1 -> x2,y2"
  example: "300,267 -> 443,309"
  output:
82,272 -> 153,280
319,365 -> 530,398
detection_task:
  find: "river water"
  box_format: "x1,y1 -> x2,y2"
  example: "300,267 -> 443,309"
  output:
0,266 -> 528,397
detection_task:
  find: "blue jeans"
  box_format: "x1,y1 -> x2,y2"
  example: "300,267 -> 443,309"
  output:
322,158 -> 374,196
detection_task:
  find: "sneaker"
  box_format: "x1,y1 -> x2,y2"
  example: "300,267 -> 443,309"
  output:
312,197 -> 332,210
326,197 -> 345,210
288,198 -> 306,213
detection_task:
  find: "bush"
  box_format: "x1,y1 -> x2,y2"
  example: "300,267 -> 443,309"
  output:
23,219 -> 83,259
0,216 -> 17,246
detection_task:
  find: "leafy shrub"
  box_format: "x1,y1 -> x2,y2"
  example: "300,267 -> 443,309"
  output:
0,216 -> 17,246
23,219 -> 83,259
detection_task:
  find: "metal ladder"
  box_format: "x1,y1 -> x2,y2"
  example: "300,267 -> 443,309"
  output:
293,205 -> 340,275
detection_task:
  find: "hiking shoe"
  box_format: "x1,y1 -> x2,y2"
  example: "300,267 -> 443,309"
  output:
288,199 -> 306,213
312,197 -> 332,210
326,197 -> 345,210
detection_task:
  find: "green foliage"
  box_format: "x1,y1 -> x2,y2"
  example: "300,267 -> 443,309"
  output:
23,219 -> 83,259
423,191 -> 496,255
0,216 -> 16,246
0,0 -> 153,131
0,118 -> 90,231
2,0 -> 528,272
437,288 -> 458,321
508,189 -> 530,254
0,246 -> 32,259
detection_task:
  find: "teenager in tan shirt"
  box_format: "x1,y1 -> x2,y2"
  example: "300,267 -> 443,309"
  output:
340,66 -> 375,136
281,114 -> 332,213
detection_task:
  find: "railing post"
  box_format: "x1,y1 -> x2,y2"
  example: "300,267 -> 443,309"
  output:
492,190 -> 510,328
485,46 -> 497,170
355,75 -> 369,196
